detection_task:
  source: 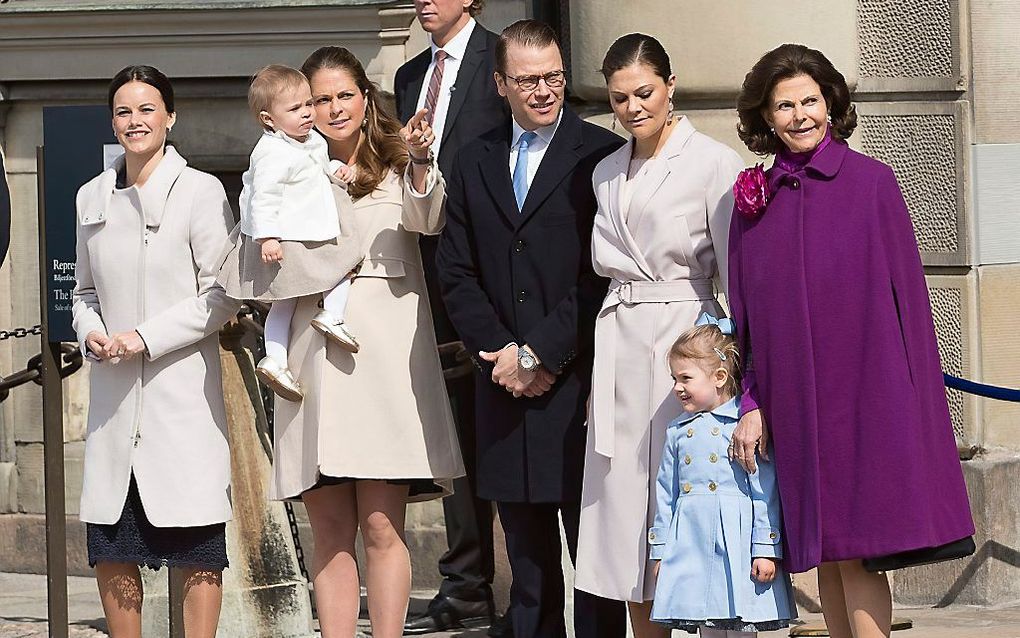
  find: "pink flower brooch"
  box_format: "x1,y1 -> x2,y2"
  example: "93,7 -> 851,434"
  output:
733,163 -> 769,220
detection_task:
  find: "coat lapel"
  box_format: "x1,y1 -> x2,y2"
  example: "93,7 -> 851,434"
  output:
441,26 -> 487,147
626,117 -> 696,233
602,141 -> 655,280
402,51 -> 430,122
478,135 -> 519,226
518,108 -> 583,225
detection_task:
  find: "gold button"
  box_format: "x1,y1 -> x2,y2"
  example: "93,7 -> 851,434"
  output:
649,531 -> 657,541
687,427 -> 695,438
708,481 -> 717,491
684,454 -> 692,465
711,426 -> 720,436
682,483 -> 692,494
709,453 -> 718,463
769,532 -> 778,539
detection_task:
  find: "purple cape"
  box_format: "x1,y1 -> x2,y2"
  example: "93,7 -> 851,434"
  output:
728,140 -> 974,573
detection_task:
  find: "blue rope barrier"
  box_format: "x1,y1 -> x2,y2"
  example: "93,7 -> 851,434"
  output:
944,373 -> 1020,402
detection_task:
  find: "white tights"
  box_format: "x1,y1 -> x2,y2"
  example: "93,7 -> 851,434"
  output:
700,629 -> 755,638
264,275 -> 353,368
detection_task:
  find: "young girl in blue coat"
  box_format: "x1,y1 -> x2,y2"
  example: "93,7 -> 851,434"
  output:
649,314 -> 795,636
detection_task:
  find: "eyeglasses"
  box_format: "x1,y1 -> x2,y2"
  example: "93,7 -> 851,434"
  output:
502,70 -> 566,91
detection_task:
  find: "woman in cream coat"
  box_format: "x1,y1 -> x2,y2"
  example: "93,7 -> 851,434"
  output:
269,47 -> 464,638
574,35 -> 744,638
72,66 -> 239,638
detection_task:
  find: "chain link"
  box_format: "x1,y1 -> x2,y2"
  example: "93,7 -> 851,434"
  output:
0,325 -> 42,341
0,343 -> 83,402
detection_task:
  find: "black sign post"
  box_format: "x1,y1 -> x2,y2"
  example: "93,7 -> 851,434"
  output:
1,149 -> 10,267
38,105 -> 115,638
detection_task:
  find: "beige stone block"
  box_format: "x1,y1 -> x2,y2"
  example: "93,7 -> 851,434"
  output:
0,462 -> 17,514
173,97 -> 260,172
570,0 -> 858,102
928,273 -> 980,446
969,0 -> 1020,144
976,265 -> 1020,449
14,440 -> 83,515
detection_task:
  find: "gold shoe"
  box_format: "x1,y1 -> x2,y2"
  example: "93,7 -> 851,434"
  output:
310,310 -> 360,353
255,356 -> 303,402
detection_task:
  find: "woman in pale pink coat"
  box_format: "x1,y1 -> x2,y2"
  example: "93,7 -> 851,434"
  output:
574,35 -> 743,638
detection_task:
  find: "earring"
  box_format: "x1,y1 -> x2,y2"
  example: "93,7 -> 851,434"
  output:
826,113 -> 832,124
167,126 -> 173,134
611,114 -> 617,131
667,94 -> 675,125
769,126 -> 775,135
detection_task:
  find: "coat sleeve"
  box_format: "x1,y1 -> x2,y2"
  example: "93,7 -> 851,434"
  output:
71,187 -> 108,355
707,149 -> 743,298
878,165 -> 951,425
649,428 -> 678,560
436,155 -> 516,356
746,443 -> 783,559
401,162 -> 446,235
728,207 -> 761,416
135,178 -> 242,360
246,151 -> 293,240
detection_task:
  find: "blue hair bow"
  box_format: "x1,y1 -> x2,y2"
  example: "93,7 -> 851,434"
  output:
695,312 -> 735,335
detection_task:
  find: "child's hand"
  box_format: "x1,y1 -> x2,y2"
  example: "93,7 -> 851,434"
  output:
260,238 -> 284,264
333,165 -> 354,185
652,560 -> 661,581
751,557 -> 777,583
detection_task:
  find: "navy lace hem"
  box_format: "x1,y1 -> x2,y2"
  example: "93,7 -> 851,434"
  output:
86,475 -> 228,571
656,617 -> 791,633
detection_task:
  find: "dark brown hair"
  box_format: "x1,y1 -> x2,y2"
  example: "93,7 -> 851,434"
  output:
669,324 -> 741,399
736,43 -> 857,156
108,65 -> 174,114
600,33 -> 671,83
302,46 -> 408,199
469,0 -> 484,16
495,19 -> 560,75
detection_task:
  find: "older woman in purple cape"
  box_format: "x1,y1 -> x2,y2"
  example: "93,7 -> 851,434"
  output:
726,44 -> 974,638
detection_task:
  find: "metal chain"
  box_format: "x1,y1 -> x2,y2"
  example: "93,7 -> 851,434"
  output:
283,501 -> 309,583
0,324 -> 42,341
0,343 -> 82,402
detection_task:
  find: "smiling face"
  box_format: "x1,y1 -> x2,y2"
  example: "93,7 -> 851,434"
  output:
764,73 -> 829,154
606,62 -> 675,142
261,82 -> 315,141
111,81 -> 176,158
670,356 -> 728,414
414,0 -> 472,43
308,66 -> 367,145
495,42 -> 565,131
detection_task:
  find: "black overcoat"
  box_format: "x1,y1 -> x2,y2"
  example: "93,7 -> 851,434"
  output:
436,107 -> 624,502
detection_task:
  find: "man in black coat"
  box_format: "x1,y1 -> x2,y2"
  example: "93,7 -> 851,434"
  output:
436,19 -> 627,638
394,0 -> 511,634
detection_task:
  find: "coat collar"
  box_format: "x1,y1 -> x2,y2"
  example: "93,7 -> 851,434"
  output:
623,116 -> 697,230
86,146 -> 188,228
767,138 -> 849,193
441,22 -> 488,147
674,396 -> 741,426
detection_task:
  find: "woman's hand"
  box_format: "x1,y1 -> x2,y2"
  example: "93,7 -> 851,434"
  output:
751,557 -> 777,583
101,330 -> 147,361
400,108 -> 435,161
260,238 -> 284,264
730,408 -> 769,474
85,331 -> 111,361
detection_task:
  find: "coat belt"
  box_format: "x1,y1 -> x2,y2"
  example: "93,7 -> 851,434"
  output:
591,278 -> 716,458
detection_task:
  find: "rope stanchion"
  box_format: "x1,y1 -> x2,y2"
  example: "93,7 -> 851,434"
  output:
944,374 -> 1020,402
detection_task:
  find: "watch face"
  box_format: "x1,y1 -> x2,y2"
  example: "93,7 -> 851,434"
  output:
520,352 -> 536,370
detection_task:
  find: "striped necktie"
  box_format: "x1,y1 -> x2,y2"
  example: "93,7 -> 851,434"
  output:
423,50 -> 449,126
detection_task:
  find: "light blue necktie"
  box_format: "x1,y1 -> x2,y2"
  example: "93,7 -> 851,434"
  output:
512,131 -> 538,211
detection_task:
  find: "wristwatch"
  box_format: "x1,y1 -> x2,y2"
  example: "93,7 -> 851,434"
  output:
518,345 -> 539,372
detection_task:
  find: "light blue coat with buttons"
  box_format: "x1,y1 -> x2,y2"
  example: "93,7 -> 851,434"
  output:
649,397 -> 795,625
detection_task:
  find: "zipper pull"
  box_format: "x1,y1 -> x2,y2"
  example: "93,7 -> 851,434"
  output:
144,229 -> 150,245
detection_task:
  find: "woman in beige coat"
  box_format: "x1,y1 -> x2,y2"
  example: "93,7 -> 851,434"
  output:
573,36 -> 744,638
267,47 -> 464,638
72,66 -> 240,638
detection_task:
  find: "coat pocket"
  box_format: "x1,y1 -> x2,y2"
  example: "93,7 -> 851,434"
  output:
356,258 -> 407,279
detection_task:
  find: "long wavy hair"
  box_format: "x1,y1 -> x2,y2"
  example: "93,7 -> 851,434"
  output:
302,46 -> 408,199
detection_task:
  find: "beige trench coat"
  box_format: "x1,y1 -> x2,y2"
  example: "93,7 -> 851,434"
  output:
269,168 -> 465,502
575,119 -> 744,601
72,147 -> 241,527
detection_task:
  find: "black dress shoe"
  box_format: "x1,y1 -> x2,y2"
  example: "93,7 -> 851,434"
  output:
486,609 -> 512,638
403,595 -> 495,635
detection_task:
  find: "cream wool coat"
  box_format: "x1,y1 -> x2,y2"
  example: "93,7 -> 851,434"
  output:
269,168 -> 465,501
72,147 -> 241,527
575,119 -> 744,602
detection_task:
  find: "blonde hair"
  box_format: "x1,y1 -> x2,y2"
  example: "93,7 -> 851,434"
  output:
669,324 -> 741,399
248,64 -> 309,131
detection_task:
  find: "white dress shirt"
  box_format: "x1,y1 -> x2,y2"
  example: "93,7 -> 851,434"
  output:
508,109 -> 563,193
414,18 -> 477,157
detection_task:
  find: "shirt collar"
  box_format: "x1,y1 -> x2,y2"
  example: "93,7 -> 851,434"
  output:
767,136 -> 849,193
429,17 -> 476,62
674,396 -> 741,426
511,107 -> 563,149
268,128 -> 325,151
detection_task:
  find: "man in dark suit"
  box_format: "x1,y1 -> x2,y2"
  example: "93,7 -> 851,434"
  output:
394,1 -> 511,634
436,20 -> 627,638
